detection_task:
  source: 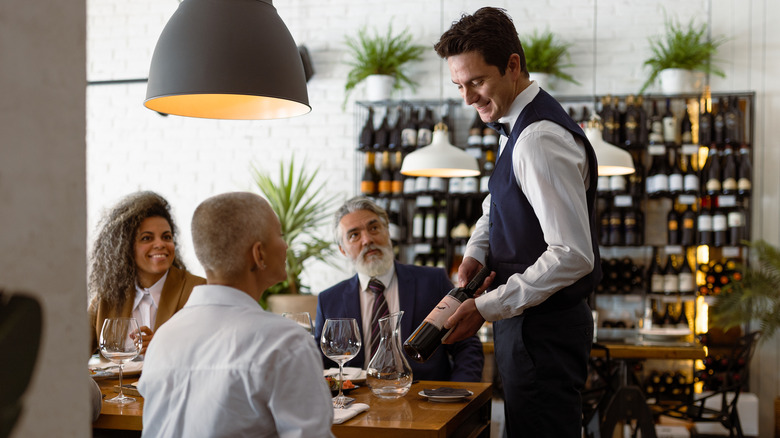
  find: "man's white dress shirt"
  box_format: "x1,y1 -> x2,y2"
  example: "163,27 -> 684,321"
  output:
138,284 -> 334,438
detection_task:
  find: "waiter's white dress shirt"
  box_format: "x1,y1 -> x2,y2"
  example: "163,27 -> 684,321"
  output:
465,81 -> 596,321
138,284 -> 334,438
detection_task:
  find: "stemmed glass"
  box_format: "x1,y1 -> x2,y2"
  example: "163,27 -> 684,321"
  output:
282,311 -> 313,337
99,317 -> 142,404
320,318 -> 362,408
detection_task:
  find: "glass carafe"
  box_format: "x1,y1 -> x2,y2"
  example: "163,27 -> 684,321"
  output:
366,311 -> 413,398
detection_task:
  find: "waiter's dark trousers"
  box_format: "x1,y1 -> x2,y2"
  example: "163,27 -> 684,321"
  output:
494,299 -> 593,438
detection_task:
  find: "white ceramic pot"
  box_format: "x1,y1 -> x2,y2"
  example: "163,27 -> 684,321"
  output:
365,74 -> 395,101
529,72 -> 555,92
659,68 -> 697,95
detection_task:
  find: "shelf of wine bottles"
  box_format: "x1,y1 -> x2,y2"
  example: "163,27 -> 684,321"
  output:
643,370 -> 693,403
354,100 -> 497,280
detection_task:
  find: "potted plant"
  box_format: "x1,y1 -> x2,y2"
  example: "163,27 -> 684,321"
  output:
521,30 -> 580,91
251,157 -> 341,310
344,24 -> 425,104
710,239 -> 780,342
639,18 -> 726,95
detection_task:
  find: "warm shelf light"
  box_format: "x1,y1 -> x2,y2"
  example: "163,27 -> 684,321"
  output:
144,0 -> 311,120
400,123 -> 480,177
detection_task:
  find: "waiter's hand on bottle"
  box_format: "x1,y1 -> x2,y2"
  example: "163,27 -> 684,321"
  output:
443,257 -> 494,344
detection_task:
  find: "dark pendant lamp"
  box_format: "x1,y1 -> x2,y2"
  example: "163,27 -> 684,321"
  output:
144,0 -> 311,120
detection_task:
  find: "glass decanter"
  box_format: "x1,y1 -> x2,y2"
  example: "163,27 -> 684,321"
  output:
366,311 -> 413,399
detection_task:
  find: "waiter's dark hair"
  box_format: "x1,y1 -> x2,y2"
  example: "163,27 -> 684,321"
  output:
434,7 -> 527,77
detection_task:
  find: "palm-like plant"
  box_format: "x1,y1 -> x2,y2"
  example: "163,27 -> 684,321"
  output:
639,18 -> 726,94
344,24 -> 425,102
710,240 -> 780,342
252,158 -> 341,305
522,30 -> 580,85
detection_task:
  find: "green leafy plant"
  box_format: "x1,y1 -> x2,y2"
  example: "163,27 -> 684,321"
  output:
710,240 -> 780,343
251,158 -> 341,307
344,24 -> 425,103
522,30 -> 580,86
639,18 -> 726,94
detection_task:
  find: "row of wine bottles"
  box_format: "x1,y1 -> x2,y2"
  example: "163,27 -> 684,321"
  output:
587,90 -> 746,150
595,257 -> 645,295
643,371 -> 692,402
647,298 -> 690,328
647,248 -> 696,295
699,258 -> 741,296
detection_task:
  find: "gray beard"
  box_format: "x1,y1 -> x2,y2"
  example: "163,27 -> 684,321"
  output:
352,244 -> 394,277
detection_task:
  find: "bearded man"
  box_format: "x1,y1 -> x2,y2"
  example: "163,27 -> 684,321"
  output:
314,196 -> 484,382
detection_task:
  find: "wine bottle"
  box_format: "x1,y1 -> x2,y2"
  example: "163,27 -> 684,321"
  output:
662,98 -> 677,145
603,96 -> 620,145
668,147 -> 683,196
724,96 -> 743,146
423,206 -> 436,243
649,250 -> 664,294
698,87 -> 713,147
482,124 -> 499,152
416,107 -> 434,147
737,143 -> 752,198
679,251 -> 695,294
436,200 -> 448,244
721,144 -> 737,195
387,198 -> 403,248
401,106 -> 418,152
373,110 -> 390,151
703,145 -> 722,196
682,152 -> 699,195
680,106 -> 694,146
392,151 -> 405,195
599,208 -> 610,247
411,208 -> 424,242
627,152 -> 645,198
623,94 -> 641,149
713,97 -> 726,146
623,207 -> 640,246
698,197 -> 713,246
378,151 -> 393,196
608,207 -> 623,246
712,206 -> 728,247
467,112 -> 485,149
359,107 -> 376,152
646,135 -> 668,198
680,204 -> 697,247
728,207 -> 745,246
480,149 -> 496,194
360,152 -> 379,196
403,265 -> 492,362
667,207 -> 681,245
388,106 -> 403,152
663,253 -> 679,295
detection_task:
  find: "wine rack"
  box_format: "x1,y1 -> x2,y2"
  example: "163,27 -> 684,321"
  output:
353,100 -> 494,282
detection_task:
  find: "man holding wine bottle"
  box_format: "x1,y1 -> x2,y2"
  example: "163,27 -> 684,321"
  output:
434,7 -> 601,437
315,196 -> 484,382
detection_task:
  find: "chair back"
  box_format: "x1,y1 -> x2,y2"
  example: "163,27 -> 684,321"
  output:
0,291 -> 43,438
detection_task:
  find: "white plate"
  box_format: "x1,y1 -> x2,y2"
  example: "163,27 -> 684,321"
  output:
324,367 -> 366,383
418,390 -> 473,402
89,360 -> 143,379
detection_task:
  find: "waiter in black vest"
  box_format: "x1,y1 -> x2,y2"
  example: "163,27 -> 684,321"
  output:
435,7 -> 602,437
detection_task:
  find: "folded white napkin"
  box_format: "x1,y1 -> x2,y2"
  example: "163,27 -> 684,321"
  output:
332,403 -> 369,425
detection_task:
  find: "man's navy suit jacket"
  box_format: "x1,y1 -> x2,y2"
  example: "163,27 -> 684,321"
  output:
314,262 -> 484,382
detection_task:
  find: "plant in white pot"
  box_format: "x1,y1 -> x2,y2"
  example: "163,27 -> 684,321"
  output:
521,30 -> 580,91
639,18 -> 726,95
343,24 -> 425,104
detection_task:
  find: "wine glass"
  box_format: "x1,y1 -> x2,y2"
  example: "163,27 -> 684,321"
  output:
99,317 -> 142,404
282,311 -> 313,337
320,318 -> 362,408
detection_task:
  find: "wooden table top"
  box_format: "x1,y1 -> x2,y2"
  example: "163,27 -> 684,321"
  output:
93,377 -> 492,437
332,381 -> 492,438
93,376 -> 143,431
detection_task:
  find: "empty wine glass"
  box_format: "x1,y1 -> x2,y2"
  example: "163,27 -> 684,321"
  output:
282,311 -> 313,337
99,317 -> 142,404
320,318 -> 361,408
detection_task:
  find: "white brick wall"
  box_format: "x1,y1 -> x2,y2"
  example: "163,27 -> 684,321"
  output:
86,2 -> 780,430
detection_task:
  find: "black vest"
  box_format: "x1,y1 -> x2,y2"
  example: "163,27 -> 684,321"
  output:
486,88 -> 601,315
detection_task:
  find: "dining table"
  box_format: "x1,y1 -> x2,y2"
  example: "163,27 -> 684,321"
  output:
92,376 -> 492,438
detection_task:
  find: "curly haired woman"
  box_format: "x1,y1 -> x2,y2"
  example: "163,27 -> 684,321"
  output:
88,191 -> 205,354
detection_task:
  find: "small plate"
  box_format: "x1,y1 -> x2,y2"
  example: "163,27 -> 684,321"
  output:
418,390 -> 473,402
331,385 -> 359,396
